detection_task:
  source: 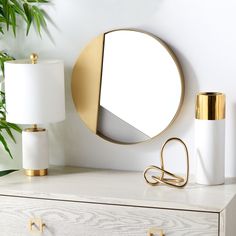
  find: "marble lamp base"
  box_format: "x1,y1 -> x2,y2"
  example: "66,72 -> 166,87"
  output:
22,128 -> 49,176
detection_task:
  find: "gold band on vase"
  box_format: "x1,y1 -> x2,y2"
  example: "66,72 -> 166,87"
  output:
25,169 -> 48,176
195,92 -> 225,120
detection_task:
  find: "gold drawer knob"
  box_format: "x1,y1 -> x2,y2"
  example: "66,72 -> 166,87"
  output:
148,227 -> 164,236
29,218 -> 46,234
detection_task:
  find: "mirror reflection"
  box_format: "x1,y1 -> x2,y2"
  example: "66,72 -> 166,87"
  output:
72,29 -> 184,144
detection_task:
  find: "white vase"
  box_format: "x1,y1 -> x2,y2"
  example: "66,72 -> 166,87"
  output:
195,92 -> 225,185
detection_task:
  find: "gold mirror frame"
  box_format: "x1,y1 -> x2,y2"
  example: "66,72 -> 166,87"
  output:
71,29 -> 184,144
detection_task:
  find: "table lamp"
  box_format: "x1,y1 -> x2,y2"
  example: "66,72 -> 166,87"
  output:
4,54 -> 65,176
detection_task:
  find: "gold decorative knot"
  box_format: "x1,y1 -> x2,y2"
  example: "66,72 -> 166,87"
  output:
144,137 -> 189,188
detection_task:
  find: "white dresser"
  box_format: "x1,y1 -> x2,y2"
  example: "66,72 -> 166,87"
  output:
0,166 -> 235,236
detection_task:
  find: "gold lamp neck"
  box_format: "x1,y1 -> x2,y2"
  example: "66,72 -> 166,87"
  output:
24,124 -> 46,132
30,53 -> 38,64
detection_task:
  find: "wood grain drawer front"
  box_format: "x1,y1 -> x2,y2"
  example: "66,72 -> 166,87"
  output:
0,196 -> 218,236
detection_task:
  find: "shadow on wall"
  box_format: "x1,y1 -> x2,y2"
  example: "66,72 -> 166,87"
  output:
140,47 -> 199,149
233,103 -> 236,175
129,48 -> 199,173
228,103 -> 236,176
168,48 -> 199,138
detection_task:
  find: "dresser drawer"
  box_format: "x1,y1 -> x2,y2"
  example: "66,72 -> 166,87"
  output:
0,195 -> 218,236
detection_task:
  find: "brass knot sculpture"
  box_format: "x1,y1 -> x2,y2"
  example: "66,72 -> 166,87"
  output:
144,137 -> 189,188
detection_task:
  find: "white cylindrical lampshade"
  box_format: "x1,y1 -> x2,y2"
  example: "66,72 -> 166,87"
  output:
4,59 -> 65,124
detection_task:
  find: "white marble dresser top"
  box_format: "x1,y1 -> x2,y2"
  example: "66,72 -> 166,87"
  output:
0,166 -> 235,213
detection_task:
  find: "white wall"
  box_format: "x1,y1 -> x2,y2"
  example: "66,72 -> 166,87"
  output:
1,0 -> 236,177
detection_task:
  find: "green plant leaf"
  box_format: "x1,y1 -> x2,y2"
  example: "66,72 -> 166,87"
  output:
32,6 -> 41,35
9,5 -> 16,36
0,169 -> 18,176
5,127 -> 16,143
0,132 -> 13,159
0,16 -> 7,23
0,119 -> 22,133
23,3 -> 32,35
6,122 -> 22,133
2,0 -> 9,30
10,0 -> 24,15
32,6 -> 46,27
0,7 -> 5,17
0,0 -> 49,36
0,52 -> 14,76
0,111 -> 6,119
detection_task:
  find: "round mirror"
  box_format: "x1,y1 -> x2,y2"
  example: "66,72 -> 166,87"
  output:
72,29 -> 184,144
